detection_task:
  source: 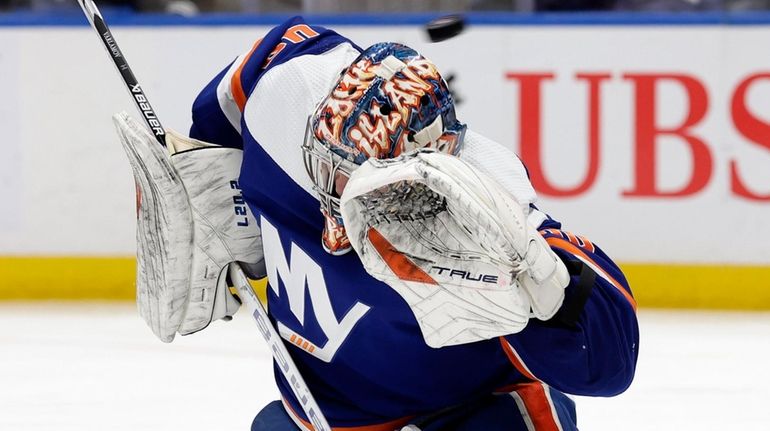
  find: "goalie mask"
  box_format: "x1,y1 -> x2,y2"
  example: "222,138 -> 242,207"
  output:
303,42 -> 467,255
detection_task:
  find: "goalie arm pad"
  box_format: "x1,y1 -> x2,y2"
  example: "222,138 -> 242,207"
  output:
340,150 -> 569,348
114,112 -> 264,343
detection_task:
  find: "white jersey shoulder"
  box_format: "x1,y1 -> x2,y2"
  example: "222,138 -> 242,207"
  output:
459,130 -> 546,228
243,43 -> 361,196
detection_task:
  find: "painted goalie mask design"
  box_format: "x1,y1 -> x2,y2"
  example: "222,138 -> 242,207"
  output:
302,42 -> 467,255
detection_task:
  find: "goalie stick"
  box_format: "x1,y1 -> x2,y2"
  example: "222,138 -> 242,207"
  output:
76,2 -> 332,430
78,0 -> 165,145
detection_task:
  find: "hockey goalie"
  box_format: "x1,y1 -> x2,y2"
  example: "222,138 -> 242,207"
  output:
116,16 -> 639,431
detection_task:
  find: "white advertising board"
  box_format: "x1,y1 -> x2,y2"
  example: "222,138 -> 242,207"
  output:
0,24 -> 768,265
0,31 -> 20,233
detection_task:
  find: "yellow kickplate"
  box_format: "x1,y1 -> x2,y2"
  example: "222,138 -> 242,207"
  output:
0,257 -> 267,303
0,257 -> 768,310
620,263 -> 770,310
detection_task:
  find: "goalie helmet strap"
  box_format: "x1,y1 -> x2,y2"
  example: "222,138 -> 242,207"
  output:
374,55 -> 407,80
413,116 -> 444,147
367,227 -> 438,285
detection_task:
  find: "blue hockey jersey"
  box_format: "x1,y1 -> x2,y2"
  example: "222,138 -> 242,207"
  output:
190,16 -> 639,430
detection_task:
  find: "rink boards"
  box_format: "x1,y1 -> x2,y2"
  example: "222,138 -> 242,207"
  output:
0,13 -> 768,308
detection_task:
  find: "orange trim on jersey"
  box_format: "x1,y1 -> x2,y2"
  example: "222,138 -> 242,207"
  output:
513,383 -> 562,431
542,229 -> 597,254
367,227 -> 438,285
546,237 -> 638,311
282,398 -> 414,431
541,229 -> 565,239
230,38 -> 262,112
576,234 -> 595,253
498,338 -> 537,381
564,231 -> 579,244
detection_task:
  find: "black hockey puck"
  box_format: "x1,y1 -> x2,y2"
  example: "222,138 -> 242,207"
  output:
426,15 -> 466,43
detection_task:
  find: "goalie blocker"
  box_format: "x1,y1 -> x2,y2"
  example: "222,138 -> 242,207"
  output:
340,150 -> 571,348
114,113 -> 264,342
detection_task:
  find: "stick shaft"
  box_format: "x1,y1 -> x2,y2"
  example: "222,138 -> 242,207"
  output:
78,0 -> 166,146
229,265 -> 332,431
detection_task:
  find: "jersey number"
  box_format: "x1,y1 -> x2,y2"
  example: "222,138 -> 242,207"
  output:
264,24 -> 320,69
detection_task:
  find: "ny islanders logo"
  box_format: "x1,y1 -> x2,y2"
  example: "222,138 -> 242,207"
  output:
260,215 -> 369,363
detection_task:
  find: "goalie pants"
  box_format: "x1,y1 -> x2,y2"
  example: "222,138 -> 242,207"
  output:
251,383 -> 577,431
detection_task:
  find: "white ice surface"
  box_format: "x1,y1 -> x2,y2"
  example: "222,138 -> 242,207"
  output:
1,304 -> 768,431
